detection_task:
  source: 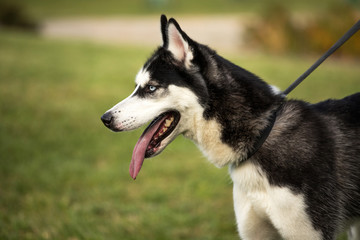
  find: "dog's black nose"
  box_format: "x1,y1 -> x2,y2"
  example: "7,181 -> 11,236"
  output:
101,112 -> 113,127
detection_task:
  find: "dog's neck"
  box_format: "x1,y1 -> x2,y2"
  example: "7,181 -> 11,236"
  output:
183,106 -> 281,168
183,112 -> 243,168
182,47 -> 284,167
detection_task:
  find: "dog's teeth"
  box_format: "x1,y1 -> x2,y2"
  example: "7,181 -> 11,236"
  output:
165,119 -> 172,127
157,127 -> 168,137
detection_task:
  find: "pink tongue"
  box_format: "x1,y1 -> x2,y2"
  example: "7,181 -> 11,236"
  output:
129,116 -> 166,180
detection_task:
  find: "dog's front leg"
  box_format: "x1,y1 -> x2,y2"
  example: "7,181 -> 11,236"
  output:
233,186 -> 280,240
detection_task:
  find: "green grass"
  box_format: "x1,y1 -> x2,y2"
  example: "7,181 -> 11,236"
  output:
9,0 -> 357,19
0,31 -> 358,240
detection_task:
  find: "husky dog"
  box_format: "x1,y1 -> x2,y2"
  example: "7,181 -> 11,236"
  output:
101,15 -> 360,240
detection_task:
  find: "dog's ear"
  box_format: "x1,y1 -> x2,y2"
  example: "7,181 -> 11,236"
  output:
160,14 -> 168,47
164,17 -> 194,66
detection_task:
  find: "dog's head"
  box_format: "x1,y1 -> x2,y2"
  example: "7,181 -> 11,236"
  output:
101,15 -> 208,179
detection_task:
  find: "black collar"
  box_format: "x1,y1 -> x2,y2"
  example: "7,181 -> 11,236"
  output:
244,103 -> 283,160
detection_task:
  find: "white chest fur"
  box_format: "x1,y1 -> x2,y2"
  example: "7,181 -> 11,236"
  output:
229,162 -> 322,240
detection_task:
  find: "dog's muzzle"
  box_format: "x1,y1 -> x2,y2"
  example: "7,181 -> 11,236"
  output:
101,112 -> 113,128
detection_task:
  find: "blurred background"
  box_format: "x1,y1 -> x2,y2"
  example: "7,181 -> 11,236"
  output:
0,0 -> 359,239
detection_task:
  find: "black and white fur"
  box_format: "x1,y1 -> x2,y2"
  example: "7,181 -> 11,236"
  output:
101,15 -> 360,240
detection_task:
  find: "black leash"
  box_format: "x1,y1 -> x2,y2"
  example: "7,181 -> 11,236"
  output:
283,20 -> 360,96
246,19 -> 360,161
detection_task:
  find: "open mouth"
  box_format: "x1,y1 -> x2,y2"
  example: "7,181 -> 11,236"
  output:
130,111 -> 180,179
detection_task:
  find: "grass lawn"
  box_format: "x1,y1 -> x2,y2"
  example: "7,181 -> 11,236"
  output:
0,31 -> 358,240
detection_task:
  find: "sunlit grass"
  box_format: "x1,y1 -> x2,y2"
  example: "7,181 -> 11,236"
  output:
0,31 -> 358,239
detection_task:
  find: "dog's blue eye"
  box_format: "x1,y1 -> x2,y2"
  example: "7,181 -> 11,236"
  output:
148,85 -> 157,92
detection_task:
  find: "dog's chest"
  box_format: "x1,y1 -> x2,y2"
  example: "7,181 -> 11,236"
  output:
229,161 -> 321,239
230,161 -> 273,216
230,161 -> 302,214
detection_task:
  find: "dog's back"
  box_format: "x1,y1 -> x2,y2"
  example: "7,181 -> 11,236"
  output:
314,92 -> 360,127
